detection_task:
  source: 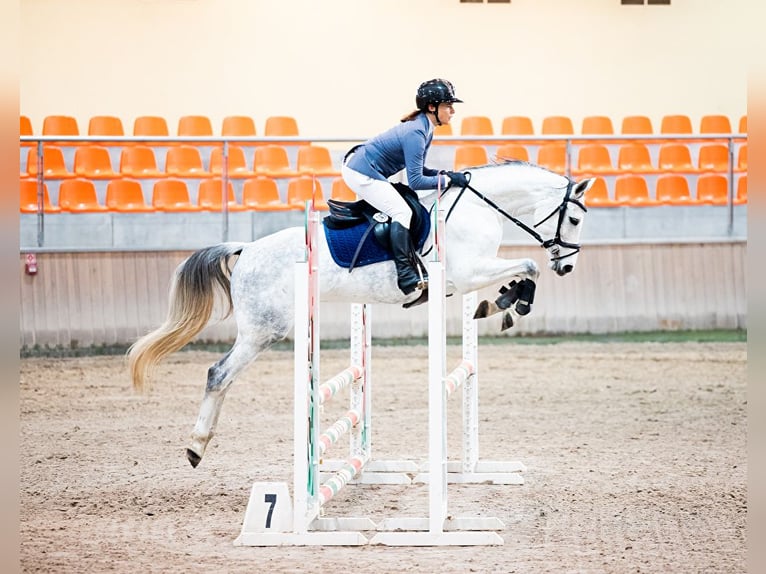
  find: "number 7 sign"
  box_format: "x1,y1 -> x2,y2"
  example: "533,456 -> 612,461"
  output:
239,482 -> 293,534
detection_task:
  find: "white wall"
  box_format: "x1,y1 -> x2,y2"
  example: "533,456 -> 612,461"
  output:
20,0 -> 748,137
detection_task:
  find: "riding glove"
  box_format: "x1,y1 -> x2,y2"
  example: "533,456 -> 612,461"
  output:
446,170 -> 469,189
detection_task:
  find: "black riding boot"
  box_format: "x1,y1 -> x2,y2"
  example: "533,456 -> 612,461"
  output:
390,222 -> 427,295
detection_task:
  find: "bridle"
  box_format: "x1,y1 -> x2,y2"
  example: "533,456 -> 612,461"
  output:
442,172 -> 588,262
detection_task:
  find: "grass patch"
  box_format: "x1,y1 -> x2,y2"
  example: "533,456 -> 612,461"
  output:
20,329 -> 746,358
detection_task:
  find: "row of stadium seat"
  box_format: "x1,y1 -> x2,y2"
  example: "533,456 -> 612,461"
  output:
462,142 -> 748,174
21,144 -> 341,180
20,172 -> 746,213
21,115 -> 300,140
587,174 -> 746,207
19,176 -> 355,213
21,113 -> 747,139
22,141 -> 747,181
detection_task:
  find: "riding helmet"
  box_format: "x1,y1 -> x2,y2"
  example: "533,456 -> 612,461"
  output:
416,79 -> 463,111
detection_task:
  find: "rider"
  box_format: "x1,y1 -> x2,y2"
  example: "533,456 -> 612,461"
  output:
341,78 -> 469,295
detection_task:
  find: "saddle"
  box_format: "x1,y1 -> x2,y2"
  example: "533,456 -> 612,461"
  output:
322,182 -> 430,272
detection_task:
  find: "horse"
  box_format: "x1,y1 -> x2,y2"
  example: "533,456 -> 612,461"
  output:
128,160 -> 594,468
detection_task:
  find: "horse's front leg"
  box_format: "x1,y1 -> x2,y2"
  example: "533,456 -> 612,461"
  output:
453,256 -> 540,324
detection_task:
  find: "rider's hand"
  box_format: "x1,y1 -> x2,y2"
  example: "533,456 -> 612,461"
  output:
446,171 -> 469,189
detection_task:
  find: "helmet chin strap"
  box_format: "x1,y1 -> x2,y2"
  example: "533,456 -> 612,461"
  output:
430,103 -> 442,126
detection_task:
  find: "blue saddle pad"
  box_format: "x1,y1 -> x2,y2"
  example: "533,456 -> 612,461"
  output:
323,206 -> 431,269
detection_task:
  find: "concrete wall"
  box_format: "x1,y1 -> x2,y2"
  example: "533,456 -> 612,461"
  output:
19,240 -> 746,350
21,0 -> 749,138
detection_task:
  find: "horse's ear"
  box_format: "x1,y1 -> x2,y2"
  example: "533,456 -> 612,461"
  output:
573,178 -> 595,199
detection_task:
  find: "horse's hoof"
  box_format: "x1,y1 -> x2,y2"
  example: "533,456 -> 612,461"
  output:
516,302 -> 532,316
186,448 -> 202,468
473,300 -> 490,319
501,312 -> 514,331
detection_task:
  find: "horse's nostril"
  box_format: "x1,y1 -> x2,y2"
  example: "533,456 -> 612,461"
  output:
563,264 -> 573,274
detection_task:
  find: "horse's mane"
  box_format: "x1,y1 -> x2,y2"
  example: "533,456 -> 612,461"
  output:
465,157 -> 572,186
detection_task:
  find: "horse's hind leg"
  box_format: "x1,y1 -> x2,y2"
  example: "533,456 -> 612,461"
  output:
187,337 -> 265,468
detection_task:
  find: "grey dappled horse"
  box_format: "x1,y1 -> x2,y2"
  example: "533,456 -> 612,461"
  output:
128,160 -> 593,467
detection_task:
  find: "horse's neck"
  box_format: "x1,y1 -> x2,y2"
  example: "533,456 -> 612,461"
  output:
467,165 -> 565,217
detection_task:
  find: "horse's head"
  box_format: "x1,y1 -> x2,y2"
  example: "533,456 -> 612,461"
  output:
531,176 -> 593,276
463,161 -> 593,277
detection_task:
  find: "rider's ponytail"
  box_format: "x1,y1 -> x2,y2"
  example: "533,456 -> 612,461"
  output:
400,109 -> 421,122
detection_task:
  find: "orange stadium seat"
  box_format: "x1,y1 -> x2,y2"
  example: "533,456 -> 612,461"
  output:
88,115 -> 125,138
738,115 -> 747,134
26,146 -> 75,178
460,115 -> 494,137
119,146 -> 163,178
42,114 -> 80,146
253,145 -> 297,178
536,143 -> 567,174
241,177 -> 292,211
454,144 -> 488,171
287,176 -> 328,210
152,179 -> 202,211
617,143 -> 655,173
655,174 -> 692,205
495,144 -> 529,162
20,115 -> 34,147
42,115 -> 79,138
209,145 -> 254,178
296,145 -> 340,176
696,174 -> 729,205
736,175 -> 747,204
58,178 -> 108,212
657,143 -> 697,173
620,115 -> 654,137
583,177 -> 618,208
197,178 -> 247,211
222,115 -> 257,146
614,175 -> 658,206
574,144 -> 615,176
660,114 -> 693,136
330,177 -> 356,201
501,116 -> 534,137
737,144 -> 747,172
699,114 -> 731,135
541,115 -> 574,135
133,115 -> 170,141
164,145 -> 212,177
20,179 -> 61,213
264,115 -> 300,142
697,144 -> 730,173
20,115 -> 33,136
74,145 -> 119,179
177,115 -> 213,138
581,115 -> 614,136
105,179 -> 154,212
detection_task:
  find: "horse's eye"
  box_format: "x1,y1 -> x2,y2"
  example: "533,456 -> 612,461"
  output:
569,216 -> 580,226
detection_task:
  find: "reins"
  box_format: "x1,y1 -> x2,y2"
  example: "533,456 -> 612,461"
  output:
438,171 -> 588,262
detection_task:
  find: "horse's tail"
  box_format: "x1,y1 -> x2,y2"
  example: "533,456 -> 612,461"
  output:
128,242 -> 246,392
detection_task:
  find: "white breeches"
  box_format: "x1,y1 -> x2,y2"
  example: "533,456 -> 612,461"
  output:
341,164 -> 413,228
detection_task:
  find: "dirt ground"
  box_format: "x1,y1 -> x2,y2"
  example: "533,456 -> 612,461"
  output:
20,341 -> 746,573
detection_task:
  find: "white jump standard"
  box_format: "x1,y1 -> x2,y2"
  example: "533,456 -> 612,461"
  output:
370,210 -> 524,546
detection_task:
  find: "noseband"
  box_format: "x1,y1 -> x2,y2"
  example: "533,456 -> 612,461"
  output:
443,173 -> 588,262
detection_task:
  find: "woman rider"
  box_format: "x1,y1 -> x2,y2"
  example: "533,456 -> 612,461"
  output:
341,78 -> 469,295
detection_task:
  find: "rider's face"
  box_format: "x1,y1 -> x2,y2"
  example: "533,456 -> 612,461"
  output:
435,103 -> 455,125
